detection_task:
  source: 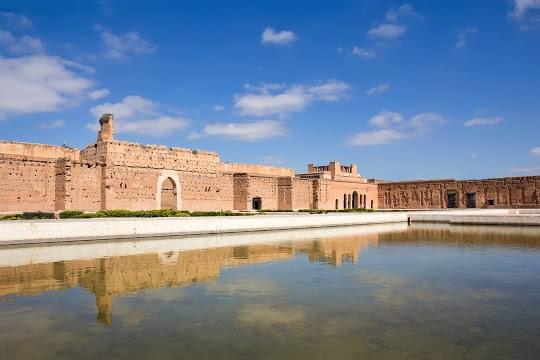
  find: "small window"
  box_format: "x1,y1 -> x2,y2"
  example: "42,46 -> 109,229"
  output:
487,199 -> 495,206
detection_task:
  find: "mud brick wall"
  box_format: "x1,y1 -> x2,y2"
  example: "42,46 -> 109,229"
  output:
316,178 -> 378,210
378,176 -> 540,209
0,154 -> 57,212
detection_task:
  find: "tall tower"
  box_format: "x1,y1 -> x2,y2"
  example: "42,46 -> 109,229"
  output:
97,114 -> 114,142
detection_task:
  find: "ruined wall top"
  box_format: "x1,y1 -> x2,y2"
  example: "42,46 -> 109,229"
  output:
306,161 -> 361,180
220,162 -> 294,177
97,114 -> 114,142
0,140 -> 80,161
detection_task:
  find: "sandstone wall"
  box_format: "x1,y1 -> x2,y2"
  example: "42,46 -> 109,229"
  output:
0,141 -> 79,161
378,176 -> 540,209
316,179 -> 378,210
221,162 -> 294,177
246,175 -> 280,210
0,154 -> 57,212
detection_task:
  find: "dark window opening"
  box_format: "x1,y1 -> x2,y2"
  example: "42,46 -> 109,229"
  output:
447,192 -> 457,208
252,197 -> 262,210
487,199 -> 495,206
466,192 -> 476,208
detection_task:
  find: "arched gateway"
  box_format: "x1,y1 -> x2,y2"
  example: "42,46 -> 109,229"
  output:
156,171 -> 182,210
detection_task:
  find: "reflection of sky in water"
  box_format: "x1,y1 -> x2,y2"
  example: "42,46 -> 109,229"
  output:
1,224 -> 540,359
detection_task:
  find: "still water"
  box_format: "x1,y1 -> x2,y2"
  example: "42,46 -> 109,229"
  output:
1,223 -> 540,359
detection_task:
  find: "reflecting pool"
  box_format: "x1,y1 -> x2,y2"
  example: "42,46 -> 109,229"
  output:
1,223 -> 540,359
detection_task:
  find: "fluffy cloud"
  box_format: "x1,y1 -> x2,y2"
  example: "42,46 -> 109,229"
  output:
385,4 -> 423,22
196,120 -> 285,141
456,28 -> 478,48
367,23 -> 407,39
261,27 -> 297,45
0,12 -> 32,28
115,116 -> 189,136
351,47 -> 376,59
348,110 -> 445,146
366,83 -> 391,96
463,116 -> 503,126
0,29 -> 44,54
0,55 -> 94,117
90,95 -> 156,118
531,147 -> 540,157
511,0 -> 540,17
348,129 -> 406,146
369,111 -> 403,128
88,88 -> 110,100
88,96 -> 189,136
94,25 -> 157,59
234,80 -> 350,117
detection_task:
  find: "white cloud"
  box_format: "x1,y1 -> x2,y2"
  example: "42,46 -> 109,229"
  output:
94,25 -> 157,59
88,95 -> 190,137
90,95 -> 156,118
351,47 -> 376,59
234,80 -> 350,117
409,112 -> 445,130
511,0 -> 540,17
531,147 -> 540,157
261,27 -> 297,45
348,111 -> 445,146
0,12 -> 32,28
348,129 -> 406,145
0,55 -> 94,117
367,24 -> 407,39
88,88 -> 110,100
366,83 -> 391,96
200,120 -> 286,141
0,29 -> 44,54
213,104 -> 225,112
463,116 -> 503,127
386,4 -> 423,22
369,111 -> 403,128
116,116 -> 189,136
456,28 -> 478,48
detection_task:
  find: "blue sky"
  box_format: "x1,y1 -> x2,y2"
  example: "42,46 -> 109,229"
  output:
0,0 -> 539,180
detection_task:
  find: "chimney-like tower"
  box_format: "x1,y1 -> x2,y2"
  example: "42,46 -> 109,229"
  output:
97,114 -> 114,142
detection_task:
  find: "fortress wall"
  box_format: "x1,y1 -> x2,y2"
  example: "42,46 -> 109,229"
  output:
0,141 -> 79,161
67,162 -> 103,211
291,177 -> 314,210
246,175 -> 280,210
103,141 -> 221,172
220,162 -> 294,177
180,172 -> 234,211
0,154 -> 57,212
378,177 -> 540,209
378,180 -> 454,209
100,165 -> 235,211
233,174 -> 250,210
317,179 -> 378,210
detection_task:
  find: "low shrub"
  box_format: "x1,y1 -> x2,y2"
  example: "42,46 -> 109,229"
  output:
1,212 -> 55,220
22,212 -> 55,219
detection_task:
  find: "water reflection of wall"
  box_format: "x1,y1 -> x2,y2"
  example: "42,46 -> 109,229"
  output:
0,233 -> 378,325
378,224 -> 540,247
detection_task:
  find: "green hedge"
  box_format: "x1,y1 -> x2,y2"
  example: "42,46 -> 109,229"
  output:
0,212 -> 55,221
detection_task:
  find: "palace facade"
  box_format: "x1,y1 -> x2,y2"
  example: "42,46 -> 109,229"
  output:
0,114 -> 539,213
